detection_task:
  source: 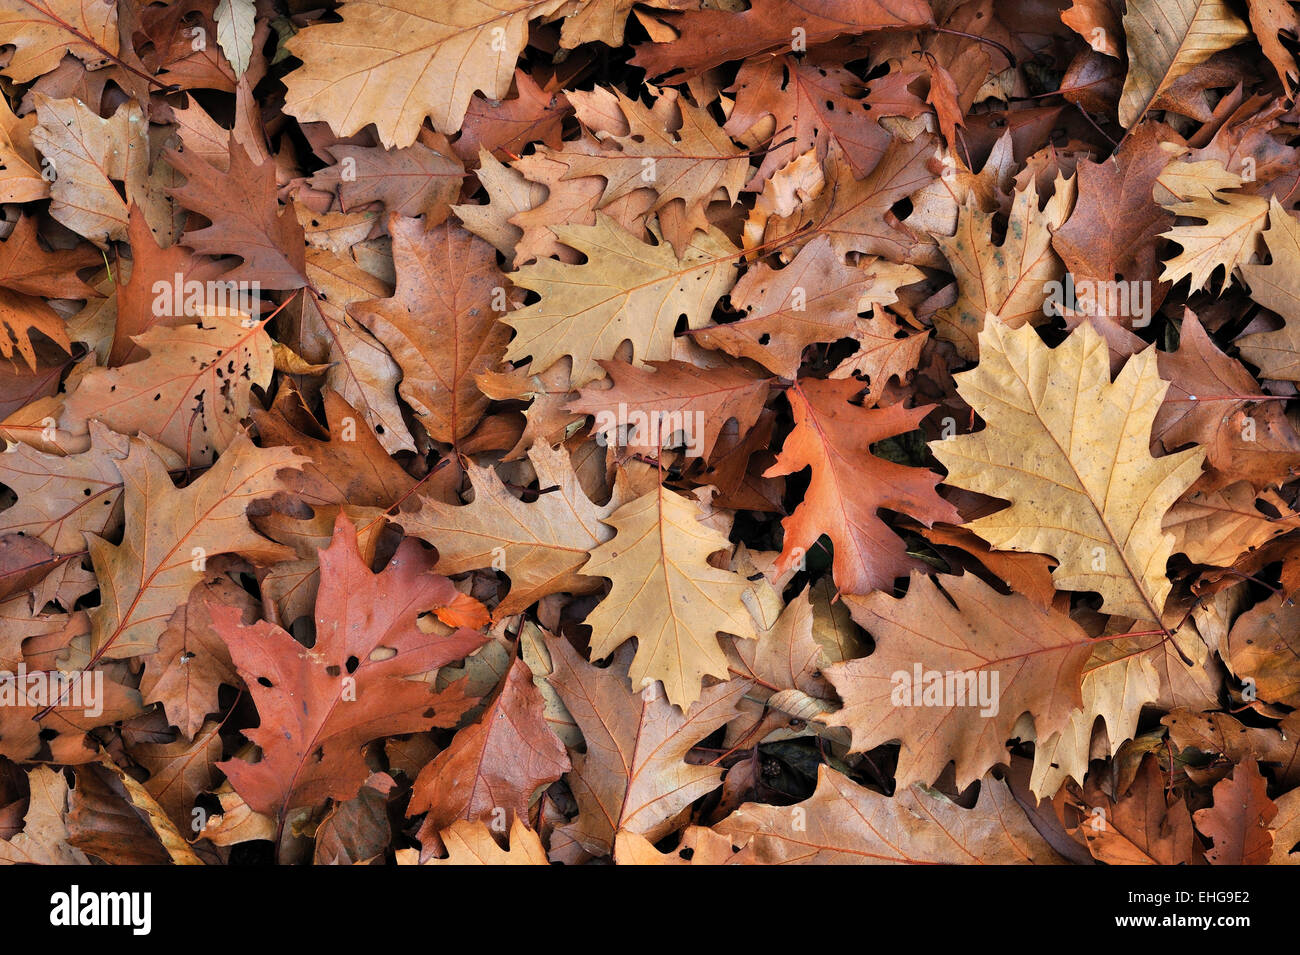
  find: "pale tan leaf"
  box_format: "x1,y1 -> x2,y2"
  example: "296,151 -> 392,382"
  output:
1118,0 -> 1251,127
930,321 -> 1205,624
503,215 -> 738,387
713,765 -> 1064,864
581,484 -> 759,708
282,0 -> 568,147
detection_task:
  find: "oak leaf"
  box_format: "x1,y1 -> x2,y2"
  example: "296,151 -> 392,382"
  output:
451,149 -> 546,263
1238,200 -> 1300,379
579,484 -> 759,708
713,764 -> 1064,864
613,825 -> 751,865
545,633 -> 750,860
290,248 -> 417,454
1118,0 -> 1252,127
630,0 -> 934,79
690,236 -> 919,380
108,207 -> 232,367
0,666 -> 141,761
1193,760 -> 1277,864
568,359 -> 770,462
1246,0 -> 1300,87
400,818 -> 548,865
825,572 -> 1094,789
753,136 -> 936,263
1070,756 -> 1198,864
503,215 -> 738,387
0,0 -> 117,84
934,174 -> 1076,359
132,721 -> 225,837
1154,313 -> 1296,485
214,513 -> 489,821
1157,163 -> 1268,292
30,95 -> 149,247
765,378 -> 959,596
1165,482 -> 1300,567
930,321 -> 1205,624
166,134 -> 308,289
454,70 -> 568,162
1030,623 -> 1209,798
78,434 -> 303,662
1052,123 -> 1173,302
0,766 -> 89,865
1163,708 -> 1300,784
0,97 -> 46,203
252,386 -> 416,511
1061,0 -> 1122,58
350,216 -> 512,446
558,86 -> 748,232
310,141 -> 465,225
725,57 -> 925,187
138,576 -> 257,740
0,215 -> 98,368
397,441 -> 616,619
407,656 -> 569,854
1226,591 -> 1300,707
0,420 -> 138,558
60,311 -> 275,467
507,148 -> 655,265
281,0 -> 569,147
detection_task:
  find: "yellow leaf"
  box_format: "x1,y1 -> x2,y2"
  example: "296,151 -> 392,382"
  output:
0,766 -> 89,865
197,780 -> 276,847
98,757 -> 204,866
559,86 -> 749,219
1153,155 -> 1244,203
397,442 -> 618,619
930,321 -> 1205,624
581,484 -> 758,708
503,214 -> 738,386
1158,168 -> 1268,292
406,819 -> 549,865
0,97 -> 47,203
272,341 -> 332,375
1237,199 -> 1300,379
